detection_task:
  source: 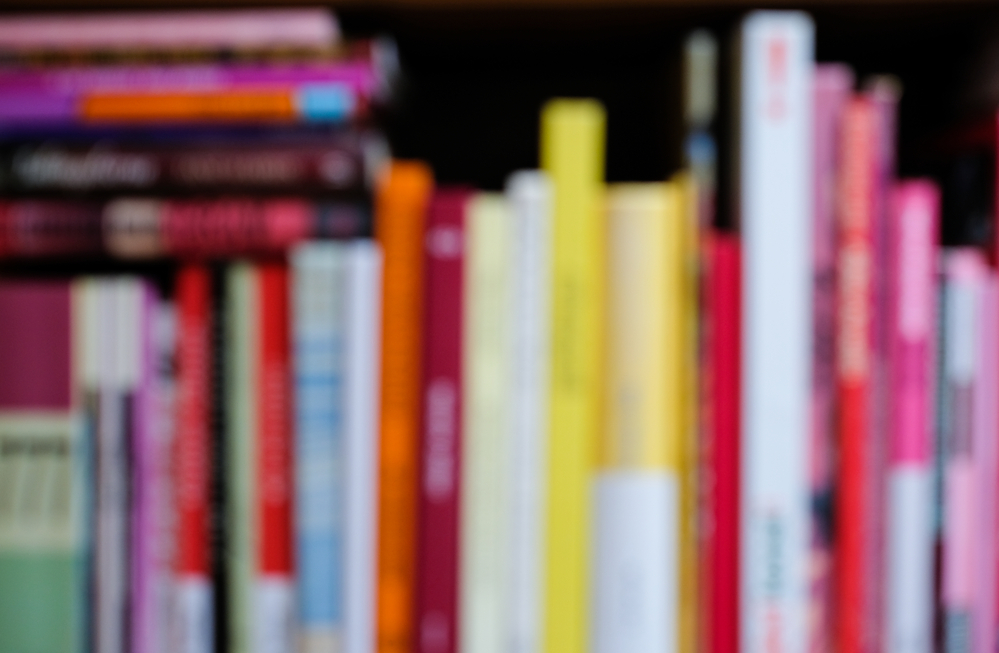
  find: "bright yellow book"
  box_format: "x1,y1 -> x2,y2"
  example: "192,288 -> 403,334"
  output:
540,98 -> 605,653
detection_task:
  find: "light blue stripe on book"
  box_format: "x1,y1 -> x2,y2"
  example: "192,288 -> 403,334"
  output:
296,83 -> 356,122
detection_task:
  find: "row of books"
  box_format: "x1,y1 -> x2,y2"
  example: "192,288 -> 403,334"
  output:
2,7 -> 998,653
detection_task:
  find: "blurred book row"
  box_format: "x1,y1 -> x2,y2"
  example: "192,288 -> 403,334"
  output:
0,7 -> 994,653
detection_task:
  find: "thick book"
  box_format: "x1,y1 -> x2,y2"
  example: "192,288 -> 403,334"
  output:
506,170 -> 551,653
835,95 -> 880,653
0,135 -> 376,195
883,181 -> 940,653
291,243 -> 351,653
540,98 -> 606,653
226,261 -> 295,653
0,281 -> 86,653
415,189 -> 468,653
174,264 -> 215,653
738,12 -> 814,653
342,242 -> 384,653
701,231 -> 741,653
809,63 -> 851,653
461,192 -> 513,653
594,182 -> 683,653
374,161 -> 433,653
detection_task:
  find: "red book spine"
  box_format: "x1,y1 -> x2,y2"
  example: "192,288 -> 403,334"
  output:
0,200 -> 103,258
835,96 -> 877,653
702,231 -> 741,653
175,263 -> 213,580
415,189 -> 468,653
256,261 -> 293,577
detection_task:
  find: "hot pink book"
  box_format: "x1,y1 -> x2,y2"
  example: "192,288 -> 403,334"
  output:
0,8 -> 339,52
809,63 -> 852,653
883,181 -> 939,653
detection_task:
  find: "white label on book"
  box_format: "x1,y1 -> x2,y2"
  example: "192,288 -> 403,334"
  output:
592,472 -> 678,653
255,576 -> 295,653
174,576 -> 213,653
885,467 -> 933,653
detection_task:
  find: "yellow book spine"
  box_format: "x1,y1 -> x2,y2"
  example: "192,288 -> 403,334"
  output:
540,98 -> 606,653
462,193 -> 514,653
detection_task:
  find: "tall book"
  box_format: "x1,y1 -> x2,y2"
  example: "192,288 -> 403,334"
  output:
174,264 -> 215,653
343,242 -> 384,653
540,98 -> 606,653
506,170 -> 552,653
291,243 -> 351,653
809,63 -> 851,653
939,250 -> 990,653
883,181 -> 940,653
416,189 -> 468,653
835,95 -> 880,653
594,182 -> 682,653
738,12 -> 814,653
0,281 -> 86,653
226,261 -> 294,653
701,232 -> 742,653
375,161 -> 434,653
461,193 -> 513,653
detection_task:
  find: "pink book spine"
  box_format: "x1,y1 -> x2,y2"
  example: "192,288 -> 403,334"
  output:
941,250 -> 988,653
974,273 -> 998,653
0,8 -> 338,51
883,181 -> 939,653
809,63 -> 852,653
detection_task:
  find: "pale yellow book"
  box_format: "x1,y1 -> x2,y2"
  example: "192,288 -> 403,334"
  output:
540,98 -> 606,653
461,193 -> 514,653
594,182 -> 684,653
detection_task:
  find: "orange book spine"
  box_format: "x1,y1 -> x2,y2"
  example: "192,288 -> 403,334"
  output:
375,161 -> 434,653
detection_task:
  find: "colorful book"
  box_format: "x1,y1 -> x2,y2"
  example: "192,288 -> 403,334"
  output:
461,192 -> 513,653
738,12 -> 814,653
594,182 -> 682,653
342,242 -> 384,653
540,98 -> 605,653
416,189 -> 468,653
174,264 -> 215,653
810,62 -> 852,653
226,261 -> 295,653
374,161 -> 434,653
0,281 -> 86,653
883,181 -> 940,653
835,94 -> 877,653
940,250 -> 989,653
506,170 -> 551,653
701,231 -> 741,653
0,8 -> 339,54
292,243 -> 351,653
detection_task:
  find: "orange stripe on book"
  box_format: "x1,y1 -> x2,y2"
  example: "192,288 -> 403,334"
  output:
81,91 -> 296,122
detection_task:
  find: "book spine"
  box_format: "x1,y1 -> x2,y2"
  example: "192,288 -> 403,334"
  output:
739,12 -> 814,653
810,63 -> 851,653
884,181 -> 940,653
505,170 -> 551,653
540,98 -> 606,653
152,300 -> 178,653
174,264 -> 215,653
226,262 -> 257,653
595,183 -> 682,653
209,266 -> 229,653
461,192 -> 513,653
835,95 -> 876,653
702,231 -> 742,653
0,200 -> 103,258
415,189 -> 467,653
253,262 -> 294,653
374,161 -> 433,653
292,242 -> 349,653
130,280 -> 159,653
940,250 -> 987,653
343,241 -> 384,653
1,141 -> 369,194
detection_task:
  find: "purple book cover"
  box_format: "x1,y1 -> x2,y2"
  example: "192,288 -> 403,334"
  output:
810,62 -> 852,653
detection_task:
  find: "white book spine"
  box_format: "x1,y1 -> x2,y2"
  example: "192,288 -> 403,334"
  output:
291,243 -> 349,653
343,241 -> 384,653
740,12 -> 814,653
462,193 -> 514,653
506,171 -> 552,653
593,473 -> 678,653
885,468 -> 934,653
